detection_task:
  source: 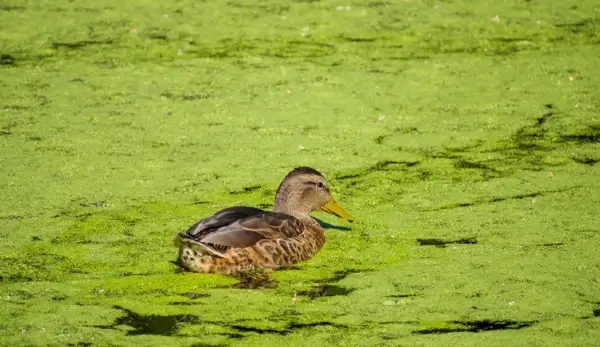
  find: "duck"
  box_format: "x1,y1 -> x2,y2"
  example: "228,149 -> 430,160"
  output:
175,167 -> 354,274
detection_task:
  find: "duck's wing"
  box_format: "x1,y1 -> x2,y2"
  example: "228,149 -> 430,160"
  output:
185,206 -> 266,237
180,210 -> 304,253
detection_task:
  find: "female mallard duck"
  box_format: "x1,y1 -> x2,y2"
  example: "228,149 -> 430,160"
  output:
176,167 -> 354,274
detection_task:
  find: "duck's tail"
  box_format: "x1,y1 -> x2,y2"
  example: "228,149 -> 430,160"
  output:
175,232 -> 261,274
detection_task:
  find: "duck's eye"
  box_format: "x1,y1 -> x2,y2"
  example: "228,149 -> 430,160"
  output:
307,181 -> 325,189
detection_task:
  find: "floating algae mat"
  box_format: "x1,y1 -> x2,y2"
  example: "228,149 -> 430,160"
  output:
1,0 -> 599,345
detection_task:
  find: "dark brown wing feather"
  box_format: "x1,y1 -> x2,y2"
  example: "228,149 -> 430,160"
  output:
183,207 -> 303,251
185,206 -> 265,236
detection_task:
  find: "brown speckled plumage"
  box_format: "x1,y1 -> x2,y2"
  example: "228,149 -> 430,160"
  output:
175,167 -> 354,274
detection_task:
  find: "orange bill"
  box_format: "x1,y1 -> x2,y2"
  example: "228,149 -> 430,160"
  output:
320,196 -> 354,222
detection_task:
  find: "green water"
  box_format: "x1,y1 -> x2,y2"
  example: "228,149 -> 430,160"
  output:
1,0 -> 599,346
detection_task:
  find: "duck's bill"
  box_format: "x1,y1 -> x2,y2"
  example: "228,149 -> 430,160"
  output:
321,196 -> 354,222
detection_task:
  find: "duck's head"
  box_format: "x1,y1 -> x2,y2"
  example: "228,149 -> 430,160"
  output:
273,167 -> 354,222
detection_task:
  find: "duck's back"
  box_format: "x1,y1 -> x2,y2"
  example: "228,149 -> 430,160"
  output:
182,206 -> 308,252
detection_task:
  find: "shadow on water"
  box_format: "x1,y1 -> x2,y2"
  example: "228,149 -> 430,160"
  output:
168,292 -> 211,306
229,269 -> 279,289
427,186 -> 581,211
93,305 -> 199,336
416,237 -> 477,248
200,318 -> 536,339
559,125 -> 600,144
181,292 -> 211,299
320,268 -> 372,283
572,156 -> 599,166
387,294 -> 418,298
93,307 -> 539,340
333,160 -> 420,187
168,301 -> 205,306
296,268 -> 371,299
298,285 -> 354,299
225,321 -> 348,337
592,302 -> 600,318
94,306 -> 349,339
312,217 -> 352,231
414,320 -> 536,334
228,185 -> 262,195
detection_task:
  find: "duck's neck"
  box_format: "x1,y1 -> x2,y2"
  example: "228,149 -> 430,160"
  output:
273,190 -> 326,259
273,188 -> 312,220
273,199 -> 311,220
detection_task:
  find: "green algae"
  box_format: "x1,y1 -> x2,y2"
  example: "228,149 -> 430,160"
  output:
1,0 -> 600,346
